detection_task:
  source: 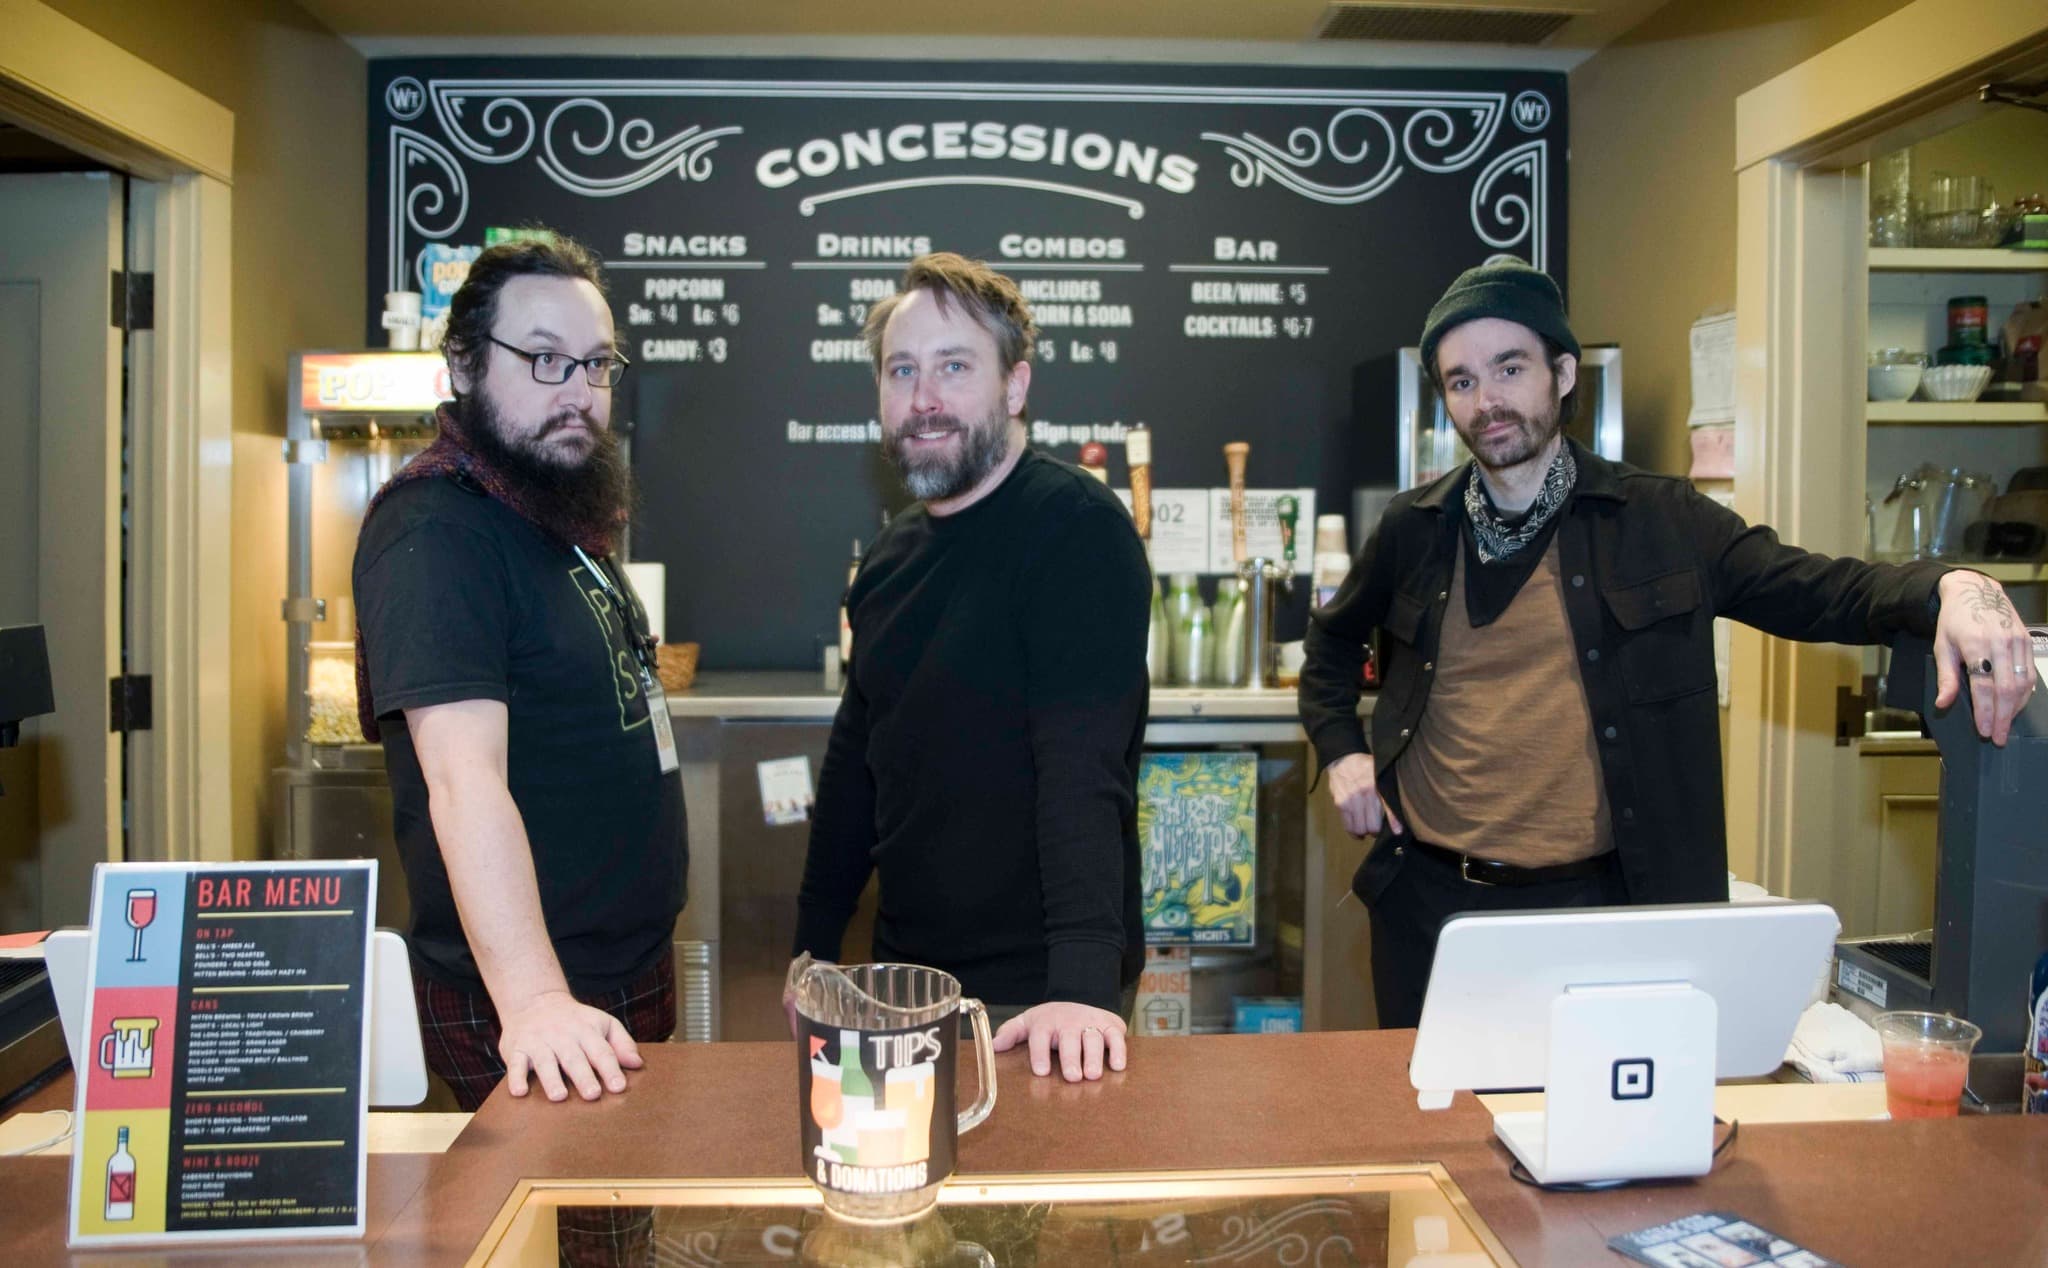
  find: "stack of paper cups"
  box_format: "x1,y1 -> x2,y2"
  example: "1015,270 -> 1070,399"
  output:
382,291 -> 423,351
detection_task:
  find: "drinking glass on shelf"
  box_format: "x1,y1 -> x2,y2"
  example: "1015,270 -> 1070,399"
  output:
1870,149 -> 1913,247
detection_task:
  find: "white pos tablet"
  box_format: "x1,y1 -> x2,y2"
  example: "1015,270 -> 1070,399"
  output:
1409,900 -> 1839,1185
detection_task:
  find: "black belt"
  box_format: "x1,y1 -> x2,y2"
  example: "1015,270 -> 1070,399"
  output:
1406,839 -> 1615,888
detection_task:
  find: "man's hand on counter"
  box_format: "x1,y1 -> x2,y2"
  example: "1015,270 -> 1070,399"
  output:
1326,752 -> 1403,839
498,989 -> 644,1102
1932,569 -> 2036,746
994,1002 -> 1128,1082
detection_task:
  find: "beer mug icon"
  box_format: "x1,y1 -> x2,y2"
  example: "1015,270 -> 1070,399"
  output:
98,1017 -> 160,1079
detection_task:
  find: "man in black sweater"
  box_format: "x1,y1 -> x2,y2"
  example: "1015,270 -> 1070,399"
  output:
793,253 -> 1150,1083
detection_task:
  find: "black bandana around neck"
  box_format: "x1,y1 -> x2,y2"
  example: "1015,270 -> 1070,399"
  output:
1464,441 -> 1576,564
1458,442 -> 1578,628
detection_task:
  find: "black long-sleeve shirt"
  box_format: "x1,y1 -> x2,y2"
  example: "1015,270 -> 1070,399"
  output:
794,449 -> 1150,1011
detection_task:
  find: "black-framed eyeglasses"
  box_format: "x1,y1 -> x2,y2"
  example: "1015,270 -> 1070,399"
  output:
487,335 -> 630,388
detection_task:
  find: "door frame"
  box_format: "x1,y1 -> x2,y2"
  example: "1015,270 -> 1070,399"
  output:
1728,0 -> 2048,900
0,0 -> 234,863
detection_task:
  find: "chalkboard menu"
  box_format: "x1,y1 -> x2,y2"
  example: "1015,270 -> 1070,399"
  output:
368,59 -> 1567,669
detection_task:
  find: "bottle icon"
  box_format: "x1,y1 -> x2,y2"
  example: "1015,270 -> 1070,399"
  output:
105,1125 -> 136,1221
834,1030 -> 875,1164
838,1030 -> 875,1103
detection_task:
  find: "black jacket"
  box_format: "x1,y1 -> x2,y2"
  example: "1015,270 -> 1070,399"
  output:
1298,441 -> 1947,904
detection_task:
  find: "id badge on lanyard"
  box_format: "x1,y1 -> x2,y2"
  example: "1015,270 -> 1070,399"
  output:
642,666 -> 680,774
578,547 -> 681,776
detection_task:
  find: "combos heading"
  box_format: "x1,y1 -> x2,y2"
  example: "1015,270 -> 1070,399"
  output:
757,121 -> 1198,195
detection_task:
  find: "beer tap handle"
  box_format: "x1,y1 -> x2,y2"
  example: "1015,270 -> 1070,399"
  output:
1224,442 -> 1250,565
1126,425 -> 1153,542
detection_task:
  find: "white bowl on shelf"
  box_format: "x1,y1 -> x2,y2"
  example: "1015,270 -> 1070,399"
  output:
1918,364 -> 1993,403
1868,363 -> 1923,401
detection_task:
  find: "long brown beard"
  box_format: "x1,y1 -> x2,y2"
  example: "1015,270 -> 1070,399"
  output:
450,389 -> 634,551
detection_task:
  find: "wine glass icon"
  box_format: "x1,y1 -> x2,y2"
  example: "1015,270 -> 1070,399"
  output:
124,889 -> 157,963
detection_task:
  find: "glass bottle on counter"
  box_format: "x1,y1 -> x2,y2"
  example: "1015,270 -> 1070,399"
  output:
1213,576 -> 1247,686
1176,602 -> 1214,688
1164,574 -> 1202,684
1146,576 -> 1170,686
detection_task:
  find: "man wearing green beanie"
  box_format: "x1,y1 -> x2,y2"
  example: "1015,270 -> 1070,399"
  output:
1298,259 -> 2036,1029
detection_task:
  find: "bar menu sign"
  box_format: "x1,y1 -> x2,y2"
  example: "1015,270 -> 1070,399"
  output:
69,861 -> 375,1247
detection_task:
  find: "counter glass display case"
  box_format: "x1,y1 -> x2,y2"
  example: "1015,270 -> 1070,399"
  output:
471,1165 -> 1514,1267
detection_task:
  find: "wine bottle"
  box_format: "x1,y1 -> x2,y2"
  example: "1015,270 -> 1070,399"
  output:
105,1124 -> 135,1221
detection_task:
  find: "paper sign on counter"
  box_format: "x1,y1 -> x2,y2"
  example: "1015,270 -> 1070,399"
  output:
1207,488 -> 1316,574
1116,488 -> 1211,574
758,756 -> 815,827
69,861 -> 375,1248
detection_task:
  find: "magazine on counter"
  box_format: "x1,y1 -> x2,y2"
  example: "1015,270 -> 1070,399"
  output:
1137,751 -> 1257,947
1608,1211 -> 1841,1268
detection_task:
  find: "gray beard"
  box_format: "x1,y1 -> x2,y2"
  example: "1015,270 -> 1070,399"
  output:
885,408 -> 1012,502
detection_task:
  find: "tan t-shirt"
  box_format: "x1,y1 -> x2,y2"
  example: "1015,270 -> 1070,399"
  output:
1396,536 -> 1613,867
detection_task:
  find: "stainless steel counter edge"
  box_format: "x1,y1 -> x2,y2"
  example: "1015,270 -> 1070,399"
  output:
667,670 -> 1367,721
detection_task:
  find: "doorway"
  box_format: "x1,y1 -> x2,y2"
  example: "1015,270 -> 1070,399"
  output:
0,153 -> 132,928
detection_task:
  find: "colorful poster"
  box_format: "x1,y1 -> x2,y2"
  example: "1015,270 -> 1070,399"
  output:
69,862 -> 375,1248
1138,751 -> 1257,947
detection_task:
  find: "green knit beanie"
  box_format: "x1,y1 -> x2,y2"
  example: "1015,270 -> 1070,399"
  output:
1418,261 -> 1580,379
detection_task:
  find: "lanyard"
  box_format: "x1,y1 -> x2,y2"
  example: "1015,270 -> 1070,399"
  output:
573,546 -> 658,675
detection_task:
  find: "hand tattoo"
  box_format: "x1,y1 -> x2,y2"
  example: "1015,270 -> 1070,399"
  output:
1961,575 -> 2015,630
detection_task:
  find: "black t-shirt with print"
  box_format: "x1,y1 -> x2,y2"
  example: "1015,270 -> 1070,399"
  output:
354,475 -> 686,995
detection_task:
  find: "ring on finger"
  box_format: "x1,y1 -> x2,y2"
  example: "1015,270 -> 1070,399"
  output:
1976,657 -> 1994,675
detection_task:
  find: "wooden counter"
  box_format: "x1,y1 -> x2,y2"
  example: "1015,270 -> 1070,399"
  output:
5,1031 -> 2046,1265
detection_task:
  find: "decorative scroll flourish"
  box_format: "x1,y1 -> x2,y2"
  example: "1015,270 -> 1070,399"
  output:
387,127 -> 468,293
652,1228 -> 720,1268
1190,1198 -> 1360,1267
428,82 -> 741,196
1470,139 -> 1548,272
800,175 -> 1145,219
1198,94 -> 1503,206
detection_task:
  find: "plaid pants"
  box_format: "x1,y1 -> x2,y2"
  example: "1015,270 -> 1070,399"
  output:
411,953 -> 677,1268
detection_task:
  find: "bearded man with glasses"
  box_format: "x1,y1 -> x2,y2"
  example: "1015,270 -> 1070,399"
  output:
352,234 -> 686,1143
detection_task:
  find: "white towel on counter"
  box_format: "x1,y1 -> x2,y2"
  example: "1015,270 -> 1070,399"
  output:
1784,1001 -> 1885,1083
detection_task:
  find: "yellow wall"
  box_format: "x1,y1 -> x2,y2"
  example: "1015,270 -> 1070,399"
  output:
1568,0 -> 1917,477
44,0 -> 366,861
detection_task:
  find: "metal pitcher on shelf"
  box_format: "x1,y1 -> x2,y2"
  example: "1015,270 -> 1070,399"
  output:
1238,557 -> 1294,689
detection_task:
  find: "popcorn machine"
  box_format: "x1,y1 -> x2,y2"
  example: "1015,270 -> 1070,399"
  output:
271,351 -> 446,926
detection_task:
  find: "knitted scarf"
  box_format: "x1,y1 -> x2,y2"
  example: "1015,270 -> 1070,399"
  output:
353,403 -> 623,741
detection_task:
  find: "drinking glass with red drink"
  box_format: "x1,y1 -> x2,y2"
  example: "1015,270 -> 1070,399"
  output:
1875,1011 -> 1981,1119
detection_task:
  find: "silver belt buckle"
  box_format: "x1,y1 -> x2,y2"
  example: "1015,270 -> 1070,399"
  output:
1460,854 -> 1498,887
